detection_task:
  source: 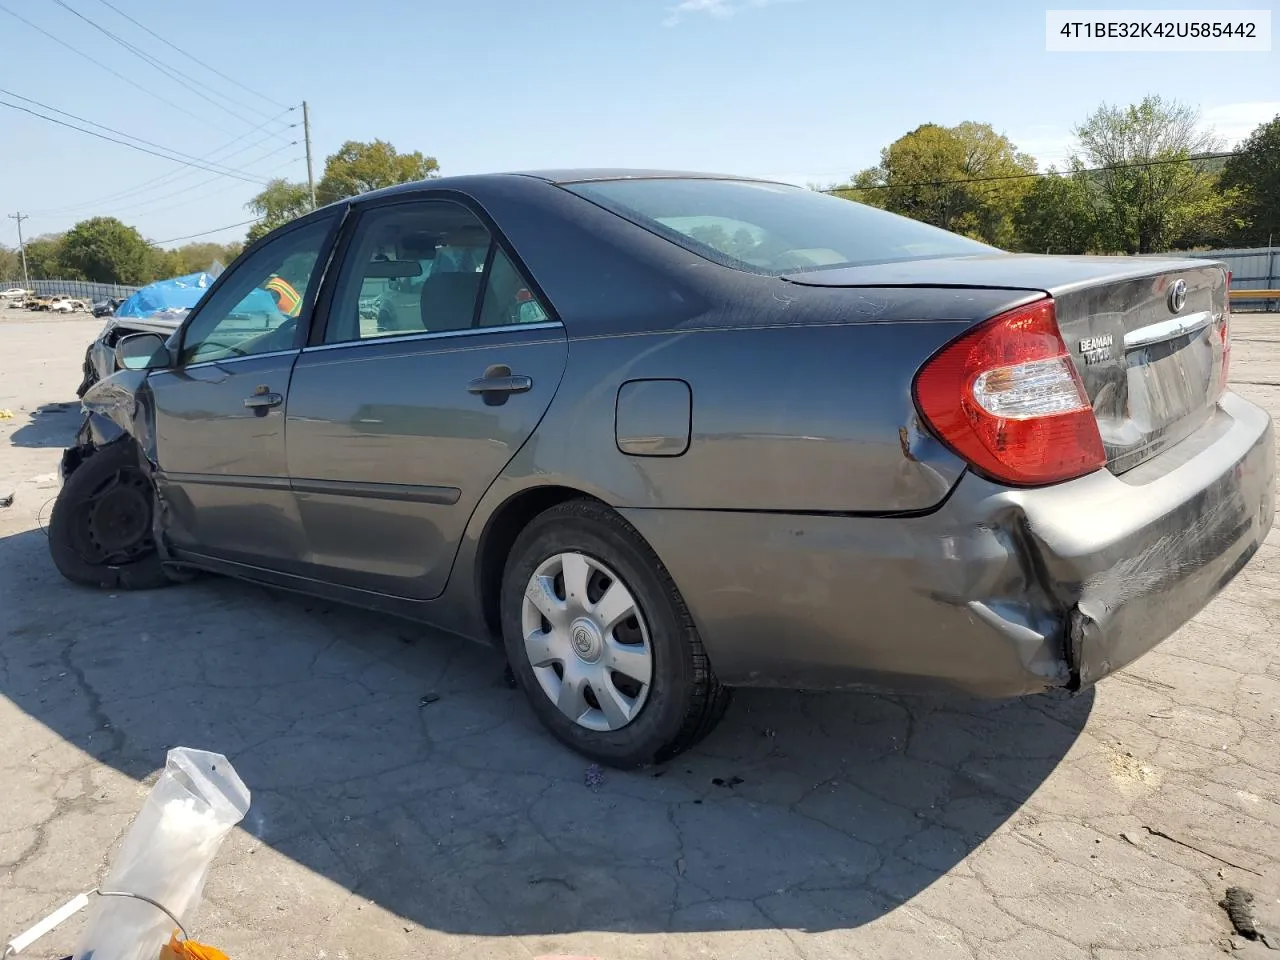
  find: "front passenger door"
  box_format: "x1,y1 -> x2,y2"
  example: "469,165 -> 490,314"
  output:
149,215 -> 338,569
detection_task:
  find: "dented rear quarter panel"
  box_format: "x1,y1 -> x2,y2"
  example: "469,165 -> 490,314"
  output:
617,390 -> 1273,692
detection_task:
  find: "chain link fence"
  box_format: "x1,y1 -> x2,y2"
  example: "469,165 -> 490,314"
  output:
1,278 -> 141,300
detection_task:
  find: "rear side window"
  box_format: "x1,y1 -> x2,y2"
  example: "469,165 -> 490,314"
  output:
564,178 -> 995,275
324,199 -> 553,344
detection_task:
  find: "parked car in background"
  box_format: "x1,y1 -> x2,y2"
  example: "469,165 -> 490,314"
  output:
92,297 -> 125,318
1,286 -> 31,300
51,170 -> 1274,767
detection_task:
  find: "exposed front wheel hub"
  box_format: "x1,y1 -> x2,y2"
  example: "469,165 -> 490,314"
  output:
82,466 -> 154,563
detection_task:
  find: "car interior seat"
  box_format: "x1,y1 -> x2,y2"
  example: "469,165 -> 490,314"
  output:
418,270 -> 483,332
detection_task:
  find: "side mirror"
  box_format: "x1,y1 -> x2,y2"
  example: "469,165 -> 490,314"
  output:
115,332 -> 172,372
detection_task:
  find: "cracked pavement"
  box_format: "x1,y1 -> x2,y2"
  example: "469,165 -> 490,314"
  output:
1,310 -> 1278,959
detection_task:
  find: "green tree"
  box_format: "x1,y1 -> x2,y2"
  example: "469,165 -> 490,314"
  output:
0,245 -> 21,280
842,122 -> 1036,246
23,234 -> 69,279
316,139 -> 439,206
1219,114 -> 1280,247
59,217 -> 153,284
1014,167 -> 1099,253
175,240 -> 243,271
1072,96 -> 1225,253
147,247 -> 185,281
245,178 -> 313,244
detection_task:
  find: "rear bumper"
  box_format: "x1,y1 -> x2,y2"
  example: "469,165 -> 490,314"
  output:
622,391 -> 1274,696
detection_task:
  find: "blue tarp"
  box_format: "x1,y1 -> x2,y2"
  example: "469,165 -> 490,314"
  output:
115,271 -> 216,318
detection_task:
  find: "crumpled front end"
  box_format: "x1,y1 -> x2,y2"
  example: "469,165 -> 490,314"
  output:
60,368 -> 156,483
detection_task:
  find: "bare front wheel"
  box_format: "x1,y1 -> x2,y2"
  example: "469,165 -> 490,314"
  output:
522,552 -> 654,732
501,499 -> 731,767
48,441 -> 172,590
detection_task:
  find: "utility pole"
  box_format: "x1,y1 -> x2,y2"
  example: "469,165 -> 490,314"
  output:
302,100 -> 317,210
7,212 -> 30,290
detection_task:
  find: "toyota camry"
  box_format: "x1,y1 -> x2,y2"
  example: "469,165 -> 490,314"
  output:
49,170 -> 1274,767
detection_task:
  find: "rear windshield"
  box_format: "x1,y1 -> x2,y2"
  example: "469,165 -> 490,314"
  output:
564,178 -> 996,275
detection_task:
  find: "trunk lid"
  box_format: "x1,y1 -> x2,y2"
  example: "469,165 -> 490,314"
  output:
1054,262 -> 1228,474
784,253 -> 1230,475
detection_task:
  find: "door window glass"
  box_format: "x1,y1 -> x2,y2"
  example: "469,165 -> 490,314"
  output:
180,217 -> 334,365
326,200 -> 553,343
478,246 -> 552,327
327,201 -> 492,344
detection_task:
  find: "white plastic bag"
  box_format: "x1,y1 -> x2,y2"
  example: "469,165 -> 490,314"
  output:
73,748 -> 250,960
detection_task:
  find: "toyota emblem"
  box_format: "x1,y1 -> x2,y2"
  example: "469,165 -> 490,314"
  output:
1168,278 -> 1188,313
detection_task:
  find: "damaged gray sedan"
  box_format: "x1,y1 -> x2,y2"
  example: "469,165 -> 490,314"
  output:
49,171 -> 1275,766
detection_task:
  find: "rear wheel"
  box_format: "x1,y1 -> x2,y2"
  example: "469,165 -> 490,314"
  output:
48,441 -> 171,590
500,500 -> 731,767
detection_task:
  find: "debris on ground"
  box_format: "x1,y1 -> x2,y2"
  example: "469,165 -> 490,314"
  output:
584,764 -> 606,791
418,692 -> 440,707
0,409 -> 12,419
0,490 -> 12,508
1219,886 -> 1277,948
711,776 -> 745,788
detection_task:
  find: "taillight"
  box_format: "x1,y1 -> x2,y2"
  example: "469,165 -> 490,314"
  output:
913,297 -> 1106,486
1219,270 -> 1232,392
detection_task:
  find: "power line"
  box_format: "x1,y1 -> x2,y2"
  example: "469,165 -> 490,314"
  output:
0,0 -> 230,132
92,0 -> 288,111
122,156 -> 304,223
30,107 -> 299,216
149,218 -> 263,246
50,0 -> 292,136
0,94 -> 269,183
0,88 -> 274,181
104,144 -> 300,218
822,150 -> 1238,194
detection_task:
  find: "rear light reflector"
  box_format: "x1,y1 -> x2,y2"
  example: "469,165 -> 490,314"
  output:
913,297 -> 1106,486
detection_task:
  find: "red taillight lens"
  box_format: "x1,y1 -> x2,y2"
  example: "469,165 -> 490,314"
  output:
913,297 -> 1106,486
1220,270 -> 1232,392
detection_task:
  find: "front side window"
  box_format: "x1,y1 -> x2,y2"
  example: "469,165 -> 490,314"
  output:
564,177 -> 996,275
325,200 -> 553,344
180,217 -> 333,365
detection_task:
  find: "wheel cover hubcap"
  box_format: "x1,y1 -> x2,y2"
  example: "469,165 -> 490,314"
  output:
521,552 -> 654,732
569,617 -> 603,663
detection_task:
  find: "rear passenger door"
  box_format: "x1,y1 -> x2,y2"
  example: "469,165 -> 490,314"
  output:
284,197 -> 568,600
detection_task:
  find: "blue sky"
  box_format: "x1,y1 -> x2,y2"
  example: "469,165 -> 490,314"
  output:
1,0 -> 1276,249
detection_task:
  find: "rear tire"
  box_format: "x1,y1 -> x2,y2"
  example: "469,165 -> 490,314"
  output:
500,499 -> 731,768
48,441 -> 171,590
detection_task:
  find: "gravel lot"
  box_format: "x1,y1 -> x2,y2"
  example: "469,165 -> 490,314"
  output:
2,308 -> 1278,959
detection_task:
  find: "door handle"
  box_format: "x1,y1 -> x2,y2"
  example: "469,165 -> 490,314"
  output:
243,391 -> 283,410
467,365 -> 532,405
467,375 -> 532,396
